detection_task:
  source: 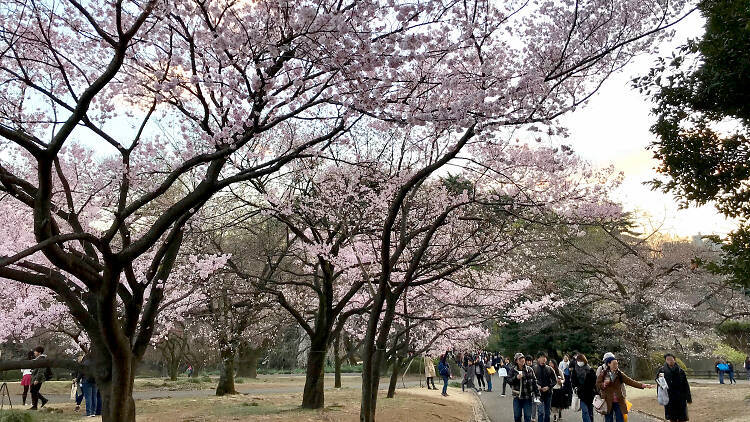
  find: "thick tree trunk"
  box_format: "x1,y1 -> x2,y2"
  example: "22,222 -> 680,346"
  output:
386,357 -> 402,398
334,334 -> 342,388
360,293 -> 397,422
236,343 -> 261,379
215,343 -> 237,396
301,334 -> 328,409
167,357 -> 179,381
95,348 -> 137,422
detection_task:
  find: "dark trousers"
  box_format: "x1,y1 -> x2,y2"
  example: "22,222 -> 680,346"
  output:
426,377 -> 436,389
30,383 -> 46,408
537,393 -> 552,422
442,375 -> 450,395
22,385 -> 29,405
476,373 -> 486,388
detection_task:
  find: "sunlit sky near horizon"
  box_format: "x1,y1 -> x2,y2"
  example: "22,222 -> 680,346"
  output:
559,12 -> 738,239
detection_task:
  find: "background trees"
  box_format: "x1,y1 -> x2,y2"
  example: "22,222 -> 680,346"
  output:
0,0 -> 697,421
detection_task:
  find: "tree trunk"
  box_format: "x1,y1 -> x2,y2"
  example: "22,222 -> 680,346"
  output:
236,343 -> 261,379
301,334 -> 328,409
386,357 -> 402,398
334,334 -> 342,388
215,342 -> 237,396
93,347 -> 137,422
360,293 -> 397,422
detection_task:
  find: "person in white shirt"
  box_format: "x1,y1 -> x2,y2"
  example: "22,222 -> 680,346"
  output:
20,350 -> 34,406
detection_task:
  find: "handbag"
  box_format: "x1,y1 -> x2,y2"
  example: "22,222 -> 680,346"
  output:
70,382 -> 77,401
572,392 -> 581,412
657,385 -> 669,406
487,366 -> 496,375
593,394 -> 608,415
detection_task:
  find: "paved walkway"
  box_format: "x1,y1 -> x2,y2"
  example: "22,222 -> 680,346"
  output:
476,377 -> 657,422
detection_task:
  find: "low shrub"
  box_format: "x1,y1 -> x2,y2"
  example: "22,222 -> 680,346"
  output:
0,411 -> 34,422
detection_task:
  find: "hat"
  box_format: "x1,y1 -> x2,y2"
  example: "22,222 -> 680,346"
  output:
604,356 -> 616,366
514,352 -> 525,361
602,352 -> 615,362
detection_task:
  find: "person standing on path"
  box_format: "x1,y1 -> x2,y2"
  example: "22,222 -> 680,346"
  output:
744,356 -> 750,381
727,361 -> 737,384
424,353 -> 437,390
508,353 -> 540,422
656,353 -> 691,422
438,352 -> 452,397
534,353 -> 557,422
571,354 -> 597,422
596,356 -> 653,422
475,355 -> 487,391
20,350 -> 33,406
29,346 -> 50,410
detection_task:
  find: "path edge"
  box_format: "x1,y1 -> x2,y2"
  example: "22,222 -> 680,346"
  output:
471,392 -> 491,422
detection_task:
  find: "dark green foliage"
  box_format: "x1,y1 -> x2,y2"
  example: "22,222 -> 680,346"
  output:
636,0 -> 750,286
489,306 -> 621,361
716,320 -> 750,354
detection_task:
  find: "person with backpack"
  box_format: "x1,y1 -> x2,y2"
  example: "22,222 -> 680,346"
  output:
438,351 -> 452,397
29,346 -> 51,410
655,353 -> 691,422
424,353 -> 437,390
596,356 -> 653,422
716,360 -> 728,384
534,353 -> 558,422
571,354 -> 597,422
508,352 -> 539,422
20,350 -> 34,406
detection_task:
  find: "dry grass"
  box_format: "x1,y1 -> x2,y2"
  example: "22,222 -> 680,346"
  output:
627,383 -> 750,422
0,386 -> 473,422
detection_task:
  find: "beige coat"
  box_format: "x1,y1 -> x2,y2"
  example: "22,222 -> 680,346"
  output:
424,356 -> 436,378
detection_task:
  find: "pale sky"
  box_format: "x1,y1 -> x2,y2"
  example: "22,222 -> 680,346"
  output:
560,12 -> 738,238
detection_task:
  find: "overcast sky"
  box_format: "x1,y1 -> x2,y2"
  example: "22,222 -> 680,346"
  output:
559,12 -> 738,239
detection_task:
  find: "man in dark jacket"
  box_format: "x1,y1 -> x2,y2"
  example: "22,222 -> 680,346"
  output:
571,354 -> 597,422
656,354 -> 691,422
508,353 -> 539,422
533,353 -> 557,422
29,346 -> 49,410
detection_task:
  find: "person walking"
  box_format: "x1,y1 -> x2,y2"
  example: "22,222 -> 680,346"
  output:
571,354 -> 597,422
20,350 -> 33,406
424,353 -> 437,390
534,353 -> 557,422
461,353 -> 477,392
744,357 -> 750,381
656,353 -> 691,422
501,357 -> 513,396
29,346 -> 50,410
438,352 -> 452,397
596,356 -> 654,422
550,360 -> 571,422
508,353 -> 540,422
727,361 -> 737,384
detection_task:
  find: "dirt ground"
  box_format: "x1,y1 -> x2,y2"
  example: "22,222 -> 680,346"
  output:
0,386 -> 473,422
627,383 -> 750,422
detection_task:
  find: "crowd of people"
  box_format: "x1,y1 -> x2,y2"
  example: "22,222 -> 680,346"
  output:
17,345 -> 102,417
428,349 -> 693,422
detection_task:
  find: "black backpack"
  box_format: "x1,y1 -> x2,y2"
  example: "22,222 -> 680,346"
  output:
44,366 -> 53,381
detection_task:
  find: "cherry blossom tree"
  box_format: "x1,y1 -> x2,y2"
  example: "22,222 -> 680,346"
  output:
0,0 -> 696,421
